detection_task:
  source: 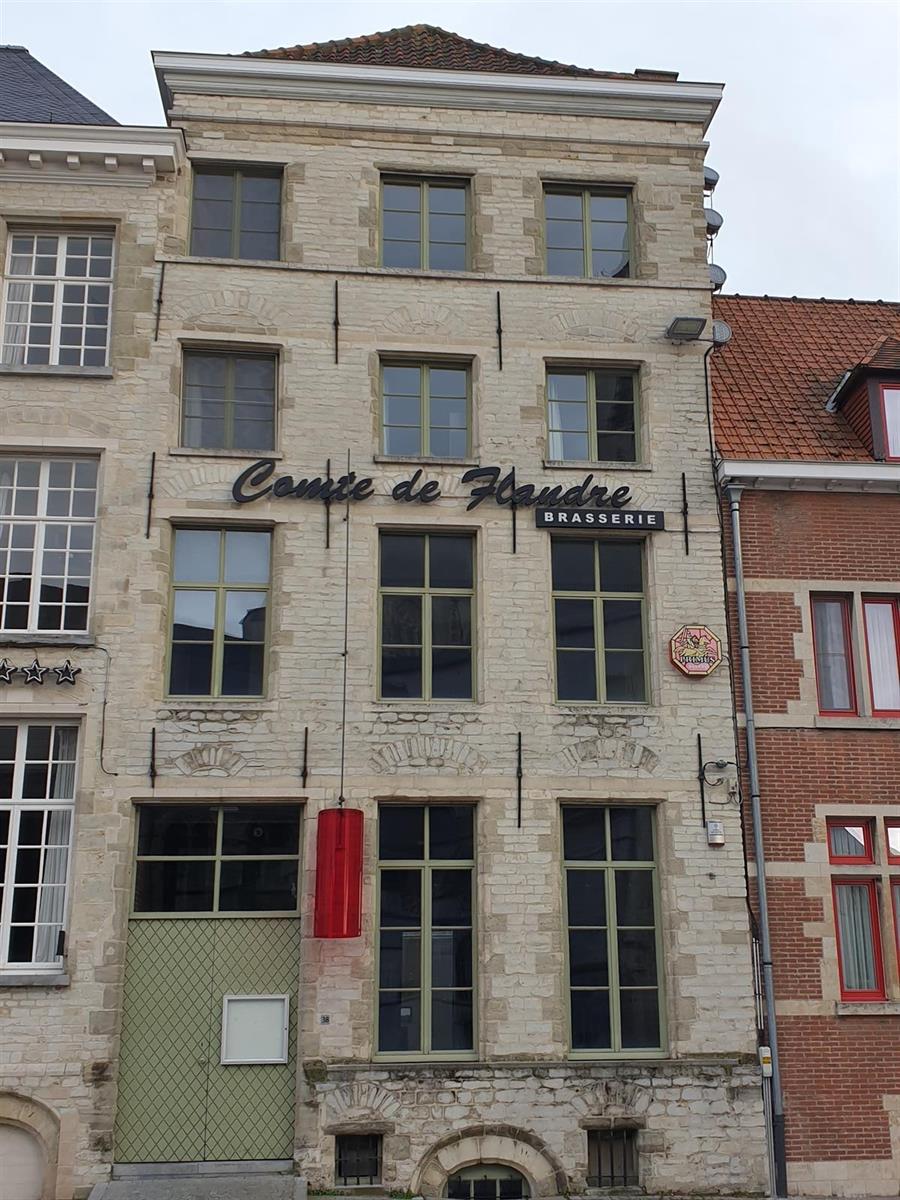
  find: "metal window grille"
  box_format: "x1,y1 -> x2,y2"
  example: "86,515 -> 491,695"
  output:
336,1134 -> 381,1185
587,1128 -> 639,1188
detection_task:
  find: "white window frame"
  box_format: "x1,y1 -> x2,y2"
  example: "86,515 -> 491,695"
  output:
0,721 -> 79,974
220,993 -> 290,1065
0,456 -> 99,635
1,230 -> 115,368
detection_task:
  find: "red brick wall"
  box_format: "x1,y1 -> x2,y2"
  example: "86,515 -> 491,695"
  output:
725,486 -> 900,1169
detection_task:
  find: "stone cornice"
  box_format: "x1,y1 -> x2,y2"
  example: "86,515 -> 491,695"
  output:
153,52 -> 723,130
0,123 -> 185,184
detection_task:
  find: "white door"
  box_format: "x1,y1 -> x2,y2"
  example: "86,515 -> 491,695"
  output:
0,1124 -> 44,1200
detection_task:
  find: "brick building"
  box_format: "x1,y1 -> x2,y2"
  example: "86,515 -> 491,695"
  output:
0,30 -> 770,1199
713,295 -> 900,1196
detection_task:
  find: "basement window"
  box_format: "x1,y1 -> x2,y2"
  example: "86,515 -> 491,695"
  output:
336,1134 -> 382,1186
587,1128 -> 639,1189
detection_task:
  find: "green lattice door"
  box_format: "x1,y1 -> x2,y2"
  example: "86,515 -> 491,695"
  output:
115,918 -> 299,1163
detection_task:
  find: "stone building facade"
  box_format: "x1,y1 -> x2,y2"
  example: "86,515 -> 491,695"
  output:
713,296 -> 900,1197
1,30 -> 768,1199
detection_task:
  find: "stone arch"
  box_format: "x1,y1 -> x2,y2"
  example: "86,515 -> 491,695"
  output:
0,1091 -> 60,1200
414,1125 -> 567,1198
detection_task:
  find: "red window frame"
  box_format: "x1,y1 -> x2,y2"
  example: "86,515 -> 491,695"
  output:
810,595 -> 857,715
862,597 -> 900,717
831,878 -> 886,1001
886,820 -> 900,866
827,818 -> 874,865
879,384 -> 900,462
892,880 -> 900,964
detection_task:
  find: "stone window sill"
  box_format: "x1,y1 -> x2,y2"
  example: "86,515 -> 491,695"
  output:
835,1000 -> 900,1016
0,363 -> 112,378
0,972 -> 69,988
543,459 -> 653,473
814,715 -> 900,731
169,448 -> 283,461
373,454 -> 479,468
0,633 -> 95,648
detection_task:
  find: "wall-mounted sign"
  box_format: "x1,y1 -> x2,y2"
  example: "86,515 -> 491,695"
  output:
669,626 -> 722,677
536,507 -> 665,530
231,459 -> 636,513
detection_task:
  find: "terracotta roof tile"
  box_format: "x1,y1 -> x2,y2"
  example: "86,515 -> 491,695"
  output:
244,24 -> 641,80
711,295 -> 900,461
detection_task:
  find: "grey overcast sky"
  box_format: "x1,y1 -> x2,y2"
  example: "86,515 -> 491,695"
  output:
2,0 -> 898,300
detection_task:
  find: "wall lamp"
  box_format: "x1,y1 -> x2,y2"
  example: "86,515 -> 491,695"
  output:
665,316 -> 708,342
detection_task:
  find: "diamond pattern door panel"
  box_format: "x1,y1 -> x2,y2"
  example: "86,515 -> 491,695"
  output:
115,920 -> 215,1162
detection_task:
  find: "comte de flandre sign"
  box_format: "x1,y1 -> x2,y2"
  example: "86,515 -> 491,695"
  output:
230,459 -> 662,516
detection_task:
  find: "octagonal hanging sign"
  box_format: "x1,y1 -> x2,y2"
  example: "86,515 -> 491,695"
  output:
669,625 -> 723,677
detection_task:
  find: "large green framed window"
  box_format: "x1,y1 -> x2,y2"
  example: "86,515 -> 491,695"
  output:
563,805 -> 663,1053
168,528 -> 270,698
381,177 -> 468,270
379,532 -> 474,701
552,538 -> 646,703
182,350 -> 277,452
547,368 -> 638,464
190,165 -> 282,261
381,361 -> 470,459
544,187 -> 630,278
377,804 -> 475,1056
132,804 -> 301,915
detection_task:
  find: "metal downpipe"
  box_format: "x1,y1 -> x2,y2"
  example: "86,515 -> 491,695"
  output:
727,484 -> 787,1198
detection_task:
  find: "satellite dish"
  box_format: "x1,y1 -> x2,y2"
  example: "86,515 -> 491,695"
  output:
705,207 -> 724,236
712,320 -> 733,346
704,165 -> 720,192
709,263 -> 727,291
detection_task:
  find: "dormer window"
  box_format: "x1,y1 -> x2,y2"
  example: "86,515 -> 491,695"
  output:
880,385 -> 900,460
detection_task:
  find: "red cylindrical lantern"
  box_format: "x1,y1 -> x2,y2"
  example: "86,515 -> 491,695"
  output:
313,807 -> 363,938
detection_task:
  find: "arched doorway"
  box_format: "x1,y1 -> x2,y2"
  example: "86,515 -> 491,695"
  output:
447,1165 -> 531,1200
0,1123 -> 45,1200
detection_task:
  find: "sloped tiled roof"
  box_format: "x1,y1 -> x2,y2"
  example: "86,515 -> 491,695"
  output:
0,45 -> 117,125
711,295 -> 900,461
245,24 -> 648,80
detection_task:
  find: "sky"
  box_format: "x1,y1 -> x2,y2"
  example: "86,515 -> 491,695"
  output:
1,0 -> 898,301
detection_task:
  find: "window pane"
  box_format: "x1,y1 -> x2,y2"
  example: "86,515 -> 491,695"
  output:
547,219 -> 585,249
221,805 -> 300,856
549,431 -> 590,460
567,869 -> 606,925
383,593 -> 422,646
428,214 -> 465,244
557,651 -> 597,701
378,990 -> 420,1052
173,529 -> 220,583
382,240 -> 421,268
431,990 -> 473,1051
429,535 -> 472,589
383,211 -> 420,241
379,807 -> 424,860
596,433 -> 636,463
380,869 -> 422,926
603,600 -> 643,649
432,647 -> 472,699
547,248 -> 585,276
888,823 -> 900,860
570,989 -> 610,1049
615,870 -> 655,925
828,822 -> 870,861
598,542 -> 642,593
552,540 -> 595,591
617,928 -> 657,986
864,601 -> 900,712
138,806 -> 217,856
169,642 -> 213,695
431,928 -> 472,987
610,808 -> 653,861
592,251 -> 630,278
432,869 -> 471,926
563,808 -> 607,861
429,427 -> 468,458
429,806 -> 474,860
605,650 -> 645,702
134,860 -> 215,912
383,184 -> 421,212
429,186 -> 466,215
545,192 -> 582,220
224,530 -> 270,584
239,227 -> 279,262
380,929 -> 421,987
813,599 -> 853,711
380,534 -> 425,588
883,387 -> 900,457
549,401 -> 589,432
429,242 -> 467,271
835,883 -> 879,993
221,641 -> 265,695
172,590 -> 215,640
381,647 -> 422,699
569,929 -> 609,986
384,427 -> 421,456
620,989 -> 660,1047
219,859 -> 297,911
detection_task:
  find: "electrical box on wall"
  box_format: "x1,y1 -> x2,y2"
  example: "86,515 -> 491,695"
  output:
706,819 -> 725,846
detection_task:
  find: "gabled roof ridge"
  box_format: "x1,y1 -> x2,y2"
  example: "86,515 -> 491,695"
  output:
244,22 -> 636,80
721,292 -> 900,308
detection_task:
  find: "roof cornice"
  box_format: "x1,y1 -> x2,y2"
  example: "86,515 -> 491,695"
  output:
718,458 -> 900,494
0,123 -> 185,182
152,51 -> 723,130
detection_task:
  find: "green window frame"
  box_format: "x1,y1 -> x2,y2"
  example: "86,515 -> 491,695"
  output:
547,367 -> 639,464
551,538 -> 647,704
167,527 -> 271,699
379,532 -> 475,701
563,805 -> 664,1055
181,350 -> 277,452
376,804 -> 475,1057
381,360 -> 471,459
544,186 -> 631,278
380,177 -> 469,271
132,804 -> 301,917
190,165 -> 282,261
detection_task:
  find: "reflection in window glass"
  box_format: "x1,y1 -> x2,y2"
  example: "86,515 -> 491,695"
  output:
548,369 -> 637,463
811,597 -> 855,713
827,821 -> 872,862
382,361 -> 469,459
190,167 -> 281,261
182,352 -> 276,451
382,178 -> 468,271
545,189 -> 630,278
